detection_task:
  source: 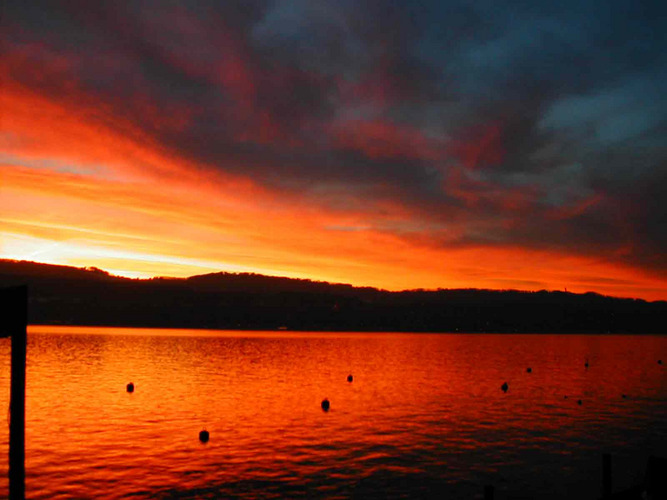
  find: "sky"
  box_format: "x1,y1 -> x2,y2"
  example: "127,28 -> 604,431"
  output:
2,0 -> 666,300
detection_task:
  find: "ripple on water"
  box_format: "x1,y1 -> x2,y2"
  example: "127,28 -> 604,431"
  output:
0,330 -> 664,499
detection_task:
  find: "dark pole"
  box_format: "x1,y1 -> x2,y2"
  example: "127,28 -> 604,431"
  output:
484,484 -> 494,500
3,286 -> 27,500
602,453 -> 612,498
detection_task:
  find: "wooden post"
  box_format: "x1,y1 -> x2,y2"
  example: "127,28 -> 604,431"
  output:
1,286 -> 27,500
602,453 -> 612,498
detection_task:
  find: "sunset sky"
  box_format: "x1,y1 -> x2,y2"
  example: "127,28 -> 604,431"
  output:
2,1 -> 666,300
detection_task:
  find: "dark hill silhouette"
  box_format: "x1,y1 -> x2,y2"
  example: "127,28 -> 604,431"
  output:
0,259 -> 664,333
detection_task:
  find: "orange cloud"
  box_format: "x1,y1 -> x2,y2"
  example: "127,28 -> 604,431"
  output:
2,77 -> 665,300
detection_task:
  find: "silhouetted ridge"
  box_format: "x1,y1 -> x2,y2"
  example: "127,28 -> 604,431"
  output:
1,259 -> 664,333
185,271 -> 378,296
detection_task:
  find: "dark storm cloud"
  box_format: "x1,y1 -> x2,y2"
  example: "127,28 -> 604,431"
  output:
4,0 -> 666,274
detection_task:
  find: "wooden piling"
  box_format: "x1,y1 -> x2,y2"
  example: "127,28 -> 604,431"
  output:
602,453 -> 612,498
1,286 -> 27,500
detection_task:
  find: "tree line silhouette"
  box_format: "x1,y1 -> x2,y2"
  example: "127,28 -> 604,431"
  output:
1,259 -> 664,333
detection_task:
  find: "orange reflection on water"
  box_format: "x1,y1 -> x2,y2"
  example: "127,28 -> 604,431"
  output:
0,328 -> 665,498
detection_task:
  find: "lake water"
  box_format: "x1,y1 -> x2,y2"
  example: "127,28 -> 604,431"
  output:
0,327 -> 665,499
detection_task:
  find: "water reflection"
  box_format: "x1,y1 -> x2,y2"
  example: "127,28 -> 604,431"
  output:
0,327 -> 664,499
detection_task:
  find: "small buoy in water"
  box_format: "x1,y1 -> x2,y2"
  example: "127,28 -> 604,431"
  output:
199,430 -> 209,443
526,367 -> 532,373
347,374 -> 353,383
584,361 -> 589,369
564,395 -> 568,399
577,399 -> 582,405
501,382 -> 509,393
321,398 -> 330,411
126,382 -> 134,393
659,360 -> 663,365
622,394 -> 627,399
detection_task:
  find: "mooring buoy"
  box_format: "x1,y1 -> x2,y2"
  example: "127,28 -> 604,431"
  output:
347,374 -> 353,383
321,398 -> 330,411
501,382 -> 508,393
199,430 -> 209,443
526,367 -> 532,373
126,382 -> 134,393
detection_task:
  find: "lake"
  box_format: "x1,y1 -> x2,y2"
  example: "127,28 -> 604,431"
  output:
0,327 -> 665,498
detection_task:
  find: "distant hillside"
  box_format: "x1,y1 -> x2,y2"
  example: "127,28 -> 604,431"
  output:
1,259 -> 665,333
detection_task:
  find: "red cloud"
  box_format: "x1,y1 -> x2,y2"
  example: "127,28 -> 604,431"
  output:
332,119 -> 445,161
451,123 -> 505,169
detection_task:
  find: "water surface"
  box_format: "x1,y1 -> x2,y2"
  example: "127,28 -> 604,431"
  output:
0,327 -> 665,498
